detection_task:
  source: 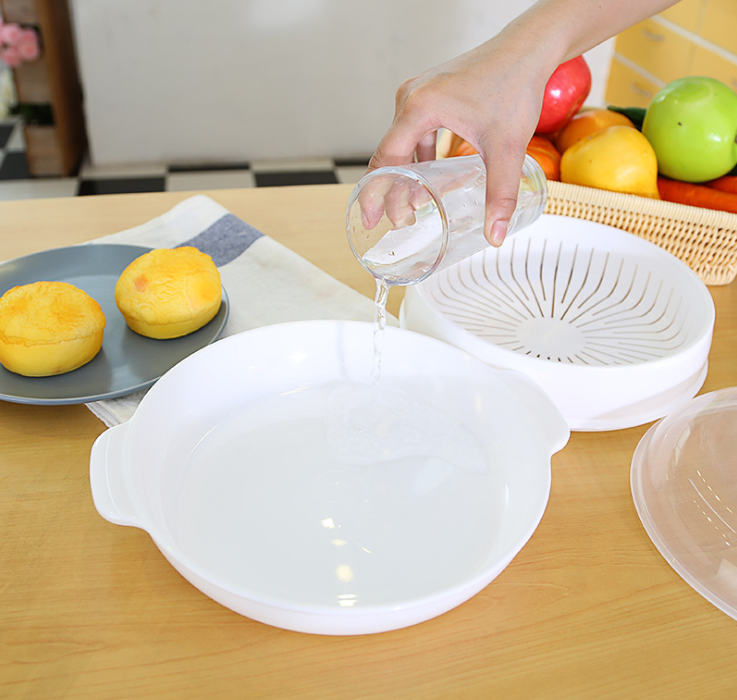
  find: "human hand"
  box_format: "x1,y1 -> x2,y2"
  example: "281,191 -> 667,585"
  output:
367,36 -> 552,247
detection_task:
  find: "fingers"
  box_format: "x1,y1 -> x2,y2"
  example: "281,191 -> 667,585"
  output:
368,132 -> 419,172
365,39 -> 545,248
357,175 -> 393,229
477,137 -> 530,247
415,131 -> 438,162
489,219 -> 510,247
355,173 -> 430,232
482,162 -> 525,248
383,179 -> 420,229
360,83 -> 442,228
368,75 -> 443,172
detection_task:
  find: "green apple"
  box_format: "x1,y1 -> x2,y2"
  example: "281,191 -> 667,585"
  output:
642,76 -> 737,182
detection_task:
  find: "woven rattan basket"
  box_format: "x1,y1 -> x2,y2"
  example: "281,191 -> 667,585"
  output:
546,181 -> 737,286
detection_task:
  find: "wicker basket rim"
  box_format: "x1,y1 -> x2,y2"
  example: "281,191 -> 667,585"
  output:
547,180 -> 737,231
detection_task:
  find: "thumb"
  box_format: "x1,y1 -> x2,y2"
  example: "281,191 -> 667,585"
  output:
481,150 -> 527,247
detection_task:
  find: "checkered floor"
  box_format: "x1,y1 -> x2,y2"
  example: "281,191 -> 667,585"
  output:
0,119 -> 370,201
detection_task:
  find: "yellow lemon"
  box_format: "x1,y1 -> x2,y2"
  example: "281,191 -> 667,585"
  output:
560,125 -> 660,198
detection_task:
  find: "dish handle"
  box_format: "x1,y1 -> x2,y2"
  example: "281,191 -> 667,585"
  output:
89,422 -> 141,528
500,368 -> 571,454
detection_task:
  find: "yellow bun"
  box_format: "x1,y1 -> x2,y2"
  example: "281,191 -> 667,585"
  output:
115,247 -> 222,339
0,281 -> 106,377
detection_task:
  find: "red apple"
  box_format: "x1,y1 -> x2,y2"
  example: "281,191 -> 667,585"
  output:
536,56 -> 592,134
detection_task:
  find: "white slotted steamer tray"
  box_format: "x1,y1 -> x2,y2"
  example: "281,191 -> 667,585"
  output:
401,215 -> 715,431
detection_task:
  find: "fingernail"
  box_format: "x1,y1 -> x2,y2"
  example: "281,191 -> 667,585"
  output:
490,220 -> 508,247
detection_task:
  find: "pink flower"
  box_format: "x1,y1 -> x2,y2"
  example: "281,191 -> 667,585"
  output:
1,23 -> 22,46
0,23 -> 40,67
0,46 -> 21,68
16,29 -> 39,61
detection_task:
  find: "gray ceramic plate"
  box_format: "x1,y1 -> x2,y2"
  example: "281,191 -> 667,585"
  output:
0,244 -> 229,405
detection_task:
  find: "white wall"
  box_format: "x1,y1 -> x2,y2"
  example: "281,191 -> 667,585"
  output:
70,0 -> 613,167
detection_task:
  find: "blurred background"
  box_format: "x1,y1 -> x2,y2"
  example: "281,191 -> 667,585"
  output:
68,0 -> 614,166
0,0 -> 734,197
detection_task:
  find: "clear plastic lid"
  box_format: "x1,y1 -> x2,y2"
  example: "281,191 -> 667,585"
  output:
631,387 -> 737,620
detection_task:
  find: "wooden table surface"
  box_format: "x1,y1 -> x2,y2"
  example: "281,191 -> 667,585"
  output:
1,185 -> 736,700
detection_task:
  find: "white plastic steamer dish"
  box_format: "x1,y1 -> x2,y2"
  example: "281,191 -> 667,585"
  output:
631,387 -> 737,621
90,320 -> 569,635
401,215 -> 715,431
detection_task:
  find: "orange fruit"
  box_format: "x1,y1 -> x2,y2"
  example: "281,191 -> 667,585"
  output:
452,140 -> 478,157
554,108 -> 635,154
443,133 -> 562,181
526,135 -> 561,181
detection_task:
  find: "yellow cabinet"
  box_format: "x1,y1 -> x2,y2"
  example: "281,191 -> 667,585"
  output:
659,0 -> 705,32
700,0 -> 737,55
605,58 -> 661,108
614,18 -> 695,84
606,1 -> 737,107
691,46 -> 737,94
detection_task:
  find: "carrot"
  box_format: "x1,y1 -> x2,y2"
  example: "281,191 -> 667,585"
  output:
657,177 -> 737,214
705,175 -> 737,195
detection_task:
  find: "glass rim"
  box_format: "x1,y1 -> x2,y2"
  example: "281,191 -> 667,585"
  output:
346,167 -> 450,286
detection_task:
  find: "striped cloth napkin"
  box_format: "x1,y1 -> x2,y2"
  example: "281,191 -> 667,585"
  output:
86,194 -> 388,427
